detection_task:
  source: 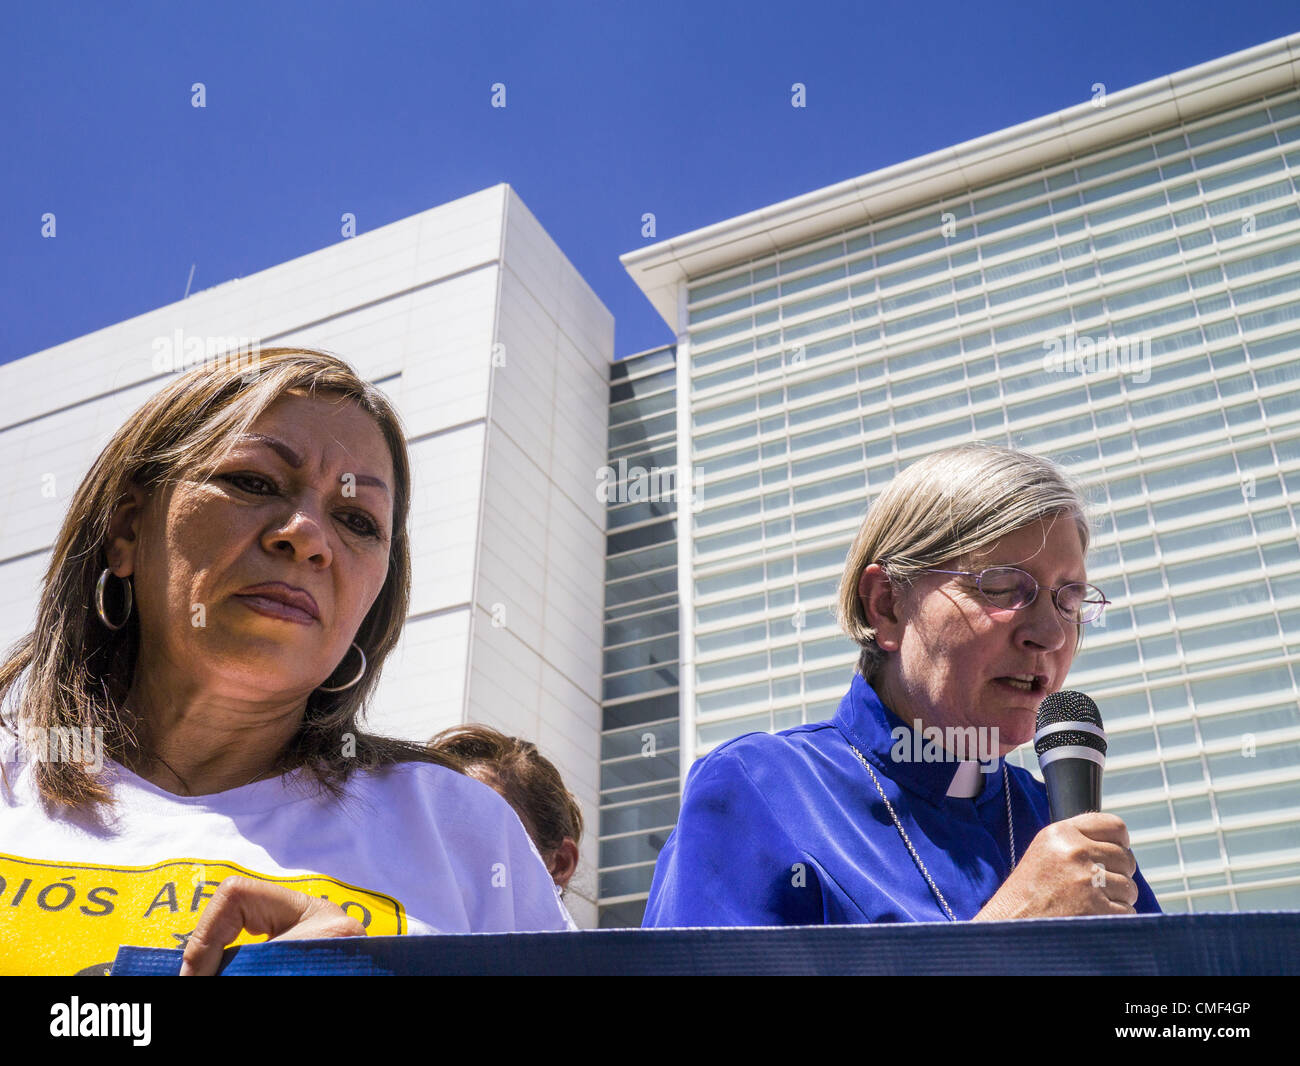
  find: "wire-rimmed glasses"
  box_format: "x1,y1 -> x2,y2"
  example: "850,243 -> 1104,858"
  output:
920,567 -> 1110,624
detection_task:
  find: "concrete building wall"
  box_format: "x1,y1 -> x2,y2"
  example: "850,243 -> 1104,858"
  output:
464,190 -> 613,925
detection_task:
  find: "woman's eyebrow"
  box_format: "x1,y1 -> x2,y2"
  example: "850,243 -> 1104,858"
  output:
235,433 -> 391,498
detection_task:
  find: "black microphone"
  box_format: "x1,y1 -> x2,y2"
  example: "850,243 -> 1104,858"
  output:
1034,690 -> 1107,822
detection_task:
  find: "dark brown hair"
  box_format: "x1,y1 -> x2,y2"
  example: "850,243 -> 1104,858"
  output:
0,346 -> 457,812
427,724 -> 584,857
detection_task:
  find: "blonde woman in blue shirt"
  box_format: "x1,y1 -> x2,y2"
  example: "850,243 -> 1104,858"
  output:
645,443 -> 1161,927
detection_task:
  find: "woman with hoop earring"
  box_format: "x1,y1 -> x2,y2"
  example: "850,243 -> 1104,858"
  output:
0,348 -> 571,976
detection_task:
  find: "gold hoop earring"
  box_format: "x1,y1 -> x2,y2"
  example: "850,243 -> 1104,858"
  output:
318,642 -> 366,692
95,568 -> 133,631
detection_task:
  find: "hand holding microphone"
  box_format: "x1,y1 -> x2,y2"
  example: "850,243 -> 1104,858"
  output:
974,691 -> 1140,920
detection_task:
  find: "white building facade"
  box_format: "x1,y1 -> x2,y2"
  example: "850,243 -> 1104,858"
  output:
0,184 -> 612,926
618,34 -> 1300,918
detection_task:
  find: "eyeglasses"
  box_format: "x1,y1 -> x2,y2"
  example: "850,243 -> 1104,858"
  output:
920,567 -> 1110,624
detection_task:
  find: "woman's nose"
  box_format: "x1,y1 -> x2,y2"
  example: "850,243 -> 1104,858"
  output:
1019,590 -> 1069,650
263,502 -> 332,565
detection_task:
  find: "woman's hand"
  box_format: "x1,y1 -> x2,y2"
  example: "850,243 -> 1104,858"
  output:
179,875 -> 365,975
972,812 -> 1140,921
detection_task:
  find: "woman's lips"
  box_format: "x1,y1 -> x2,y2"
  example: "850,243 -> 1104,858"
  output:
993,677 -> 1045,698
236,594 -> 317,625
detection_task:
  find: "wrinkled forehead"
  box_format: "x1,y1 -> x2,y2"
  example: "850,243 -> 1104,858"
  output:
961,514 -> 1087,573
251,391 -> 390,456
194,389 -> 393,479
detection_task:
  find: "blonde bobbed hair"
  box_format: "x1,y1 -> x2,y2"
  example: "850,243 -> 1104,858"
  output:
836,443 -> 1092,682
0,346 -> 456,813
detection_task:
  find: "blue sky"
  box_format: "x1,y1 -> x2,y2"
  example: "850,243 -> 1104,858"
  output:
3,1 -> 1297,365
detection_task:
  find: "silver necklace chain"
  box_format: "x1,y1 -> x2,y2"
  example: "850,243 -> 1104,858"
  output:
848,742 -> 1016,922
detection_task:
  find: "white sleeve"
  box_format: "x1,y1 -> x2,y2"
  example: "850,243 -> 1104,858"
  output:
423,767 -> 574,933
555,886 -> 580,931
489,803 -> 577,933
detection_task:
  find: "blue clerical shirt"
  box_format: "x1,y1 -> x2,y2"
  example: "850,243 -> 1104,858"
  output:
643,673 -> 1161,926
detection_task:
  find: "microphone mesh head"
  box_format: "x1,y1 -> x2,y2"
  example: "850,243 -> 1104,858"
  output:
1035,690 -> 1107,758
1036,690 -> 1102,729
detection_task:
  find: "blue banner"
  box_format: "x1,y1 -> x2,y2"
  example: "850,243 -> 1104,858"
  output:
111,911 -> 1300,975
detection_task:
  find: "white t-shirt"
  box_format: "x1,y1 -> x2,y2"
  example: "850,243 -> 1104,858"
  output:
0,729 -> 572,975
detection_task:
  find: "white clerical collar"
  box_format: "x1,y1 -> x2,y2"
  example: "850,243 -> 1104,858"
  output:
945,761 -> 984,798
